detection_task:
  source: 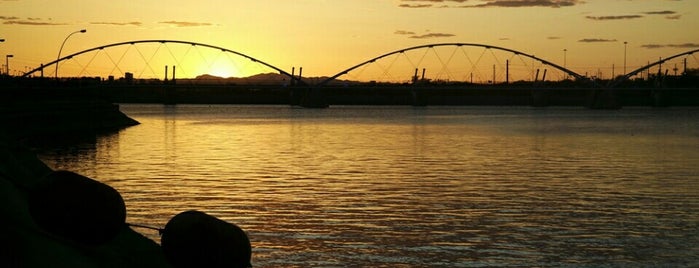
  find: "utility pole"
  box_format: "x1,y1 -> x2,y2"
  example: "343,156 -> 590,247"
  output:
291,67 -> 296,86
623,41 -> 628,75
563,48 -> 567,80
492,64 -> 495,84
673,64 -> 678,76
505,60 -> 509,84
5,54 -> 13,76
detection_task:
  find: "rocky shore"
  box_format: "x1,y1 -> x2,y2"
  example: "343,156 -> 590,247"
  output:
0,97 -> 172,267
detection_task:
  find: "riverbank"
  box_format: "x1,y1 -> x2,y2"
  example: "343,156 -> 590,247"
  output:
8,76 -> 699,107
55,84 -> 699,107
0,94 -> 171,267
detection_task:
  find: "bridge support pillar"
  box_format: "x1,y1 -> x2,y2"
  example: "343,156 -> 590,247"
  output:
163,85 -> 176,105
530,89 -> 548,107
289,87 -> 303,106
587,88 -> 621,109
411,87 -> 427,106
299,87 -> 328,108
651,88 -> 667,107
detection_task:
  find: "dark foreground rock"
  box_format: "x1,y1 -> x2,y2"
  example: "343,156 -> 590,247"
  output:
161,210 -> 252,268
0,134 -> 171,268
0,95 -> 171,267
0,95 -> 253,267
29,170 -> 127,246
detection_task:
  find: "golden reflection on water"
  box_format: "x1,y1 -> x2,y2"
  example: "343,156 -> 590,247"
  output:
38,105 -> 699,267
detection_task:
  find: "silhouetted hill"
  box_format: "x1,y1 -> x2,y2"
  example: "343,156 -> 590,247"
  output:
195,74 -> 224,80
187,72 -> 290,85
187,72 -> 360,86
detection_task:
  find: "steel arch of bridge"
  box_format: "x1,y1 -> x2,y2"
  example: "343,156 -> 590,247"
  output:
318,43 -> 587,86
609,48 -> 699,88
21,39 -> 304,84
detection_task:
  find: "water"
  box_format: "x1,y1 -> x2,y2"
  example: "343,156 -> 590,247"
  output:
37,105 -> 699,267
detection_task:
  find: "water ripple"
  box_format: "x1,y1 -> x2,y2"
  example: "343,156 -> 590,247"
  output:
38,105 -> 699,267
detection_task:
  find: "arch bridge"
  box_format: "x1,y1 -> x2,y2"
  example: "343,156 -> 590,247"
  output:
609,49 -> 699,88
17,40 -> 699,107
20,40 -> 698,88
21,39 -> 305,85
22,41 -> 587,86
319,43 -> 588,86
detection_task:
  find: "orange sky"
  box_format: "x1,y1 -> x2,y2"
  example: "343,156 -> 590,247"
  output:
1,0 -> 698,80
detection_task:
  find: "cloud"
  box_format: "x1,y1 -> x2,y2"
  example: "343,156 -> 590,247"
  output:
459,0 -> 581,8
398,0 -> 468,8
400,0 -> 468,3
585,10 -> 681,21
1,16 -> 66,25
394,30 -> 416,35
399,4 -> 432,8
643,10 -> 681,20
578,38 -> 617,43
585,15 -> 643,20
91,21 -> 143,26
398,0 -> 582,8
667,43 -> 699,48
643,10 -> 676,15
159,21 -> 212,27
640,44 -> 665,49
409,33 -> 456,39
668,43 -> 699,48
3,20 -> 65,25
641,43 -> 699,49
395,29 -> 454,39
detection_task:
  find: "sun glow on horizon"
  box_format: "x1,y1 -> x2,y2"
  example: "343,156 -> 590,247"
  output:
208,65 -> 238,78
2,1 -> 696,79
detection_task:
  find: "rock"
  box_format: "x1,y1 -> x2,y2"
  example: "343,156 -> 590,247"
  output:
28,170 -> 127,246
161,210 -> 251,268
0,131 -> 53,189
0,103 -> 169,267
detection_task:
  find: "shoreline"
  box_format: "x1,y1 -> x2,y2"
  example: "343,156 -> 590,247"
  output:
0,97 -> 171,267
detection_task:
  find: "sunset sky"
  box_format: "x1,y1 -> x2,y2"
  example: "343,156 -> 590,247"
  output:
1,0 -> 698,79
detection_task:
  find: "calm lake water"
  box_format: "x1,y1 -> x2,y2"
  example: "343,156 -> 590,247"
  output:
37,104 -> 699,267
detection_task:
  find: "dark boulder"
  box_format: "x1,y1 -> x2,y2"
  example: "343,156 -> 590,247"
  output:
28,170 -> 126,246
161,210 -> 251,268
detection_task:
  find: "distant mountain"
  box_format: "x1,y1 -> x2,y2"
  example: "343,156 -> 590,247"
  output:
246,72 -> 289,82
195,74 -> 224,80
190,72 -> 289,85
187,72 -> 361,86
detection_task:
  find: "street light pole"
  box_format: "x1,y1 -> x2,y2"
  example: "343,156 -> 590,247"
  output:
6,54 -> 13,76
1,39 -> 4,75
563,48 -> 567,80
623,41 -> 628,75
55,29 -> 86,79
